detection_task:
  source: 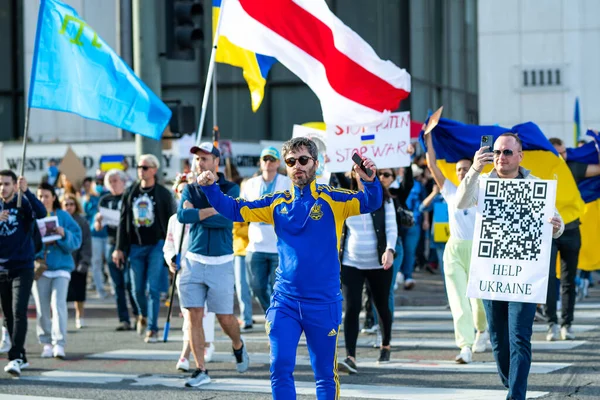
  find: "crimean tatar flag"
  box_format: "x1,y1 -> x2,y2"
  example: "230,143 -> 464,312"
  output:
28,0 -> 171,140
219,0 -> 411,125
213,0 -> 276,112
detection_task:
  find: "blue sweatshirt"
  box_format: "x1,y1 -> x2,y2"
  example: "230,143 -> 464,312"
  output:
0,190 -> 46,269
35,209 -> 82,273
201,178 -> 382,303
177,174 -> 239,257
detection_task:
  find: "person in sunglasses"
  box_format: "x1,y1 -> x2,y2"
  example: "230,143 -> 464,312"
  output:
240,147 -> 291,320
112,154 -> 175,343
456,132 -> 564,400
424,131 -> 488,364
196,137 -> 382,400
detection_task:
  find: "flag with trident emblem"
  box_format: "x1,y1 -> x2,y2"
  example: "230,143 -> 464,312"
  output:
28,0 -> 171,140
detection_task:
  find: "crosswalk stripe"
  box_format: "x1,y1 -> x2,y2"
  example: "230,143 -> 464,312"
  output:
0,396 -> 87,400
87,350 -> 570,374
193,334 -> 586,351
20,372 -> 549,399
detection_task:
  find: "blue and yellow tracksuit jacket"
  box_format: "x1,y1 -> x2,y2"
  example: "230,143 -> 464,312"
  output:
201,178 -> 383,303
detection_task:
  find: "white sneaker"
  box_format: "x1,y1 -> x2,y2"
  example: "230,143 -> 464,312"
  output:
176,357 -> 189,372
396,272 -> 405,285
53,344 -> 65,359
561,326 -> 575,340
472,330 -> 489,353
546,324 -> 560,341
0,327 -> 11,353
76,318 -> 85,329
205,342 -> 215,363
41,344 -> 53,358
4,359 -> 26,377
455,347 -> 472,364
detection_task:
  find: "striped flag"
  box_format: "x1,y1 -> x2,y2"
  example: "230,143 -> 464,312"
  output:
219,0 -> 411,125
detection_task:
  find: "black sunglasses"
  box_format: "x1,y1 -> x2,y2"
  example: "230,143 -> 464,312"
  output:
262,156 -> 277,163
493,149 -> 515,157
284,156 -> 313,167
378,172 -> 393,178
137,165 -> 152,171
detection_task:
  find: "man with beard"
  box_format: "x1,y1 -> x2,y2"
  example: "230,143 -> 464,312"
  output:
196,137 -> 382,400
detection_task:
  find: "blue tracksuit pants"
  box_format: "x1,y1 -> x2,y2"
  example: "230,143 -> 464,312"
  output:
266,291 -> 342,399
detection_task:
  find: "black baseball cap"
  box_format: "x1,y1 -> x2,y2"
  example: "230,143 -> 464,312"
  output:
190,142 -> 220,158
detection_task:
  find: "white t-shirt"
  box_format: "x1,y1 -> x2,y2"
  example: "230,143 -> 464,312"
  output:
441,180 -> 476,240
241,173 -> 292,254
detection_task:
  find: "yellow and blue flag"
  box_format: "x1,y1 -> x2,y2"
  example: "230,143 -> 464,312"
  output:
213,0 -> 276,112
563,131 -> 600,271
99,155 -> 126,172
419,118 -> 585,225
574,97 -> 581,146
28,0 -> 171,140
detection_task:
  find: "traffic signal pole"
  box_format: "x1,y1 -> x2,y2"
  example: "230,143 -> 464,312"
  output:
132,0 -> 164,181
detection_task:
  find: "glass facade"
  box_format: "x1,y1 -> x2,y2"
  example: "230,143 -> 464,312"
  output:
409,0 -> 478,124
0,0 -> 23,142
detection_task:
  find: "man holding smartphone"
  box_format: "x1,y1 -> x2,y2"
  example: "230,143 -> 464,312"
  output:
196,137 -> 382,400
455,133 -> 564,400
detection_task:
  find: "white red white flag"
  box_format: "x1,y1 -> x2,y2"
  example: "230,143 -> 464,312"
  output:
220,0 -> 411,125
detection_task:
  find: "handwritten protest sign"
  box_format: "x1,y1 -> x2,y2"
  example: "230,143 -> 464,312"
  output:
467,179 -> 557,304
325,112 -> 411,173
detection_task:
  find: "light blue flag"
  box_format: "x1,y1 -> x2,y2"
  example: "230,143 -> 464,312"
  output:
28,0 -> 171,140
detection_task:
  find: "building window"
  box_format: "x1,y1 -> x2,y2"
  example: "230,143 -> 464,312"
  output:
522,66 -> 564,89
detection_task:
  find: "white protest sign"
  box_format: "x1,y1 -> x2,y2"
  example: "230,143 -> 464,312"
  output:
37,216 -> 62,243
325,112 -> 411,173
467,178 -> 557,304
292,125 -> 331,184
99,207 -> 120,228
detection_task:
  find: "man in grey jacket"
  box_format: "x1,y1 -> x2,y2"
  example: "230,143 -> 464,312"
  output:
455,132 -> 564,400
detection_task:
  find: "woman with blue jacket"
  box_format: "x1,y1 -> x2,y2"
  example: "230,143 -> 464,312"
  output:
33,183 -> 82,359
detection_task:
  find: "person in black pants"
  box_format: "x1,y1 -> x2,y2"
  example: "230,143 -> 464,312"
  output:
0,171 -> 46,377
338,170 -> 397,374
546,138 -> 600,341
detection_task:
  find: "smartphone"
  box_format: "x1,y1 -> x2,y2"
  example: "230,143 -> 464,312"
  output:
480,135 -> 494,152
351,153 -> 373,177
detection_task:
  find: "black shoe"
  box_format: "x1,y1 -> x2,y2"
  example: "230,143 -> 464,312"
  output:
377,348 -> 391,364
240,323 -> 253,332
338,357 -> 357,374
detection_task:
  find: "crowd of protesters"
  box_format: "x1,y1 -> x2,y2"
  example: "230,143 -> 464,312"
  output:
0,136 -> 597,399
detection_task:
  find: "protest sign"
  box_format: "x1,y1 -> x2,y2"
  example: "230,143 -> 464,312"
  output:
326,112 -> 411,173
37,216 -> 61,243
467,178 -> 557,304
99,207 -> 120,228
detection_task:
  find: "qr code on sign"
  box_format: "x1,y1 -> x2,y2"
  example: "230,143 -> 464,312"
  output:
478,180 -> 548,261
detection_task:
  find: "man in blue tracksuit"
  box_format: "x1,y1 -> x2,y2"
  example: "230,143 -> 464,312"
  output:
0,171 -> 46,376
197,137 -> 382,399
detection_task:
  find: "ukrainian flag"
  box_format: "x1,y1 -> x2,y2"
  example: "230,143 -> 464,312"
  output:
574,97 -> 581,146
213,0 -> 276,112
99,154 -> 125,171
564,134 -> 600,271
419,118 -> 585,225
361,134 -> 375,145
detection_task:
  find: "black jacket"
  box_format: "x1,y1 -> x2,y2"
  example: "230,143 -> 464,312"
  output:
116,181 -> 175,253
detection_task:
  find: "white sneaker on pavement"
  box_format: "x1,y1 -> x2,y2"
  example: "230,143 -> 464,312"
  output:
4,359 -> 27,377
546,324 -> 560,341
205,342 -> 215,363
41,344 -> 53,358
76,318 -> 85,329
455,347 -> 472,364
53,344 -> 65,359
561,325 -> 575,340
472,330 -> 489,353
176,357 -> 189,372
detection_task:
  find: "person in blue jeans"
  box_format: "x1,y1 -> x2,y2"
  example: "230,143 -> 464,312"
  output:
456,133 -> 564,400
400,165 -> 426,290
81,177 -> 107,300
95,169 -> 137,331
113,155 -> 175,343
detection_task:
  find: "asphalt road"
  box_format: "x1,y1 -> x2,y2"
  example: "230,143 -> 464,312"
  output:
1,269 -> 599,399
